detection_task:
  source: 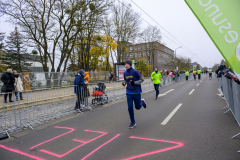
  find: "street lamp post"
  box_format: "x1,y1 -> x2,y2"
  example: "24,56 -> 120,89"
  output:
174,46 -> 182,70
175,46 -> 182,58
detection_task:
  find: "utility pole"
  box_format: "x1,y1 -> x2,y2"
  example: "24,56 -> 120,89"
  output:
174,46 -> 182,70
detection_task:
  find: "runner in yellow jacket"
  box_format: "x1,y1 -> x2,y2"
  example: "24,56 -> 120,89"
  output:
197,69 -> 201,80
151,67 -> 162,100
185,70 -> 189,81
209,69 -> 212,80
193,70 -> 197,81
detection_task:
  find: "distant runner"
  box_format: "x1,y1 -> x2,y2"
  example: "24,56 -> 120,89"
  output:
151,67 -> 162,100
193,69 -> 197,81
197,69 -> 201,80
209,68 -> 212,80
185,70 -> 189,81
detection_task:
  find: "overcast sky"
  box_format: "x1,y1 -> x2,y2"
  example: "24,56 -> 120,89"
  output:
0,0 -> 224,68
129,0 -> 223,68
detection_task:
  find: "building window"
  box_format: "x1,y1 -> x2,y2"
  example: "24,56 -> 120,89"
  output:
135,53 -> 137,58
130,47 -> 132,51
143,45 -> 146,49
147,44 -> 150,48
138,45 -> 141,49
126,53 -> 129,58
143,52 -> 146,57
130,53 -> 133,58
135,46 -> 137,50
138,52 -> 141,57
148,52 -> 150,56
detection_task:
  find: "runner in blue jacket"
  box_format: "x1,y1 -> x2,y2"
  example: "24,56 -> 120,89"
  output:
122,60 -> 147,129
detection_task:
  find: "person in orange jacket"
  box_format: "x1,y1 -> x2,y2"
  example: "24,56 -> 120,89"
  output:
84,72 -> 90,82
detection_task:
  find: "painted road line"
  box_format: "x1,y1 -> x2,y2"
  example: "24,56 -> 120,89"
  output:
158,94 -> 166,97
161,103 -> 183,125
165,89 -> 175,94
189,89 -> 195,95
196,83 -> 199,86
200,76 -> 206,82
158,89 -> 175,98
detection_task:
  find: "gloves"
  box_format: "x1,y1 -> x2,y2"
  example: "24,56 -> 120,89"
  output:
123,81 -> 135,86
130,81 -> 134,85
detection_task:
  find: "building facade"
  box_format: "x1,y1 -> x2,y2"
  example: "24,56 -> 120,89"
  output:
27,55 -> 51,72
190,62 -> 201,70
122,42 -> 174,71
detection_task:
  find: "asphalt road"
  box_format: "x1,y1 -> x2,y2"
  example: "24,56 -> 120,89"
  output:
0,74 -> 240,160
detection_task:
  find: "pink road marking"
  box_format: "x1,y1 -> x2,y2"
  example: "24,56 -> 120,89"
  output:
40,130 -> 108,158
0,144 -> 45,160
81,134 -> 121,160
30,126 -> 75,149
122,136 -> 184,160
40,143 -> 86,158
73,139 -> 88,143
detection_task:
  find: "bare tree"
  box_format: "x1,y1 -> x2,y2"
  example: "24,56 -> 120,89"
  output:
140,25 -> 163,70
71,0 -> 113,71
0,0 -> 112,86
111,1 -> 141,63
175,55 -> 191,70
0,31 -> 6,72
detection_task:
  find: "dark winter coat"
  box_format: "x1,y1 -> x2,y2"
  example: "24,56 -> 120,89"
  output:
74,73 -> 90,97
1,72 -> 15,91
74,73 -> 85,94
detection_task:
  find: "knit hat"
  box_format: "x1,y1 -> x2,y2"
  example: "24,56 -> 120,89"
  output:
125,60 -> 132,66
79,69 -> 85,76
220,65 -> 225,70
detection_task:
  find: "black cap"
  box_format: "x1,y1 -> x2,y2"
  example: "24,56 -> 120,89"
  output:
125,60 -> 132,66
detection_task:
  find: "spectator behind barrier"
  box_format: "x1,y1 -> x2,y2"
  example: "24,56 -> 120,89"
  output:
74,69 -> 88,111
217,65 -> 240,85
13,70 -> 24,101
1,69 -> 15,103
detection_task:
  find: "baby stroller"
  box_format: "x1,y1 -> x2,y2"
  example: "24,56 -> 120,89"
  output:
92,82 -> 108,105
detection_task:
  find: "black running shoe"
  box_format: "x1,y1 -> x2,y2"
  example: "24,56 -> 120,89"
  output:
129,122 -> 136,129
142,99 -> 147,108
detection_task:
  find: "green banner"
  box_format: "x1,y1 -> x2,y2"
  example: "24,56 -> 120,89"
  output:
185,0 -> 240,79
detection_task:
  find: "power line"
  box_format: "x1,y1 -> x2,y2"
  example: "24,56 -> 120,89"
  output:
130,0 -> 204,61
116,0 -> 206,63
115,0 -> 183,49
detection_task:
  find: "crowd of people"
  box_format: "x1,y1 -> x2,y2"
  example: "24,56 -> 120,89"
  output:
1,69 -> 24,103
215,65 -> 240,85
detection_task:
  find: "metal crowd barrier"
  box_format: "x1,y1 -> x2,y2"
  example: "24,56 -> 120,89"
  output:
0,74 -> 191,137
161,73 -> 193,85
217,76 -> 240,152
